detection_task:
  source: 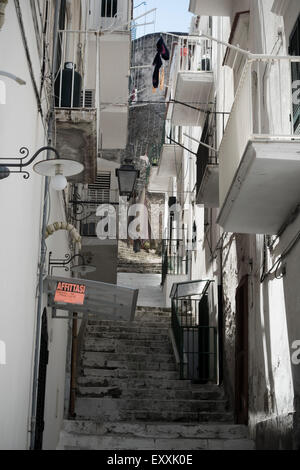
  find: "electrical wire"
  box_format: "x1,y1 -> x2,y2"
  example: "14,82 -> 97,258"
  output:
260,229 -> 300,282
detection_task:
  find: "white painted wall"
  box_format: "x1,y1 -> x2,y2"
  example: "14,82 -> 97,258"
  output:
193,0 -> 299,447
0,2 -> 71,450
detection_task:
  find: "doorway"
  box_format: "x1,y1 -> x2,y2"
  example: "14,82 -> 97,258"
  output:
235,276 -> 249,425
34,308 -> 49,450
289,14 -> 300,134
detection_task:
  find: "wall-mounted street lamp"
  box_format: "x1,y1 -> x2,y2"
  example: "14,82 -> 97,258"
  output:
0,146 -> 84,189
115,159 -> 140,199
48,251 -> 96,276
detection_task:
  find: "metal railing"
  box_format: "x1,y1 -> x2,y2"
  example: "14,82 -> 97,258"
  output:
55,30 -> 99,109
167,35 -> 212,95
171,296 -> 217,383
161,248 -> 190,285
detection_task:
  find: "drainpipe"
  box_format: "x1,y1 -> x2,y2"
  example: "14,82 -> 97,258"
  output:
218,244 -> 224,385
29,0 -> 61,450
0,0 -> 8,30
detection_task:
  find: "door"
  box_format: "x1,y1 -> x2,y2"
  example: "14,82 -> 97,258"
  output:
235,276 -> 249,425
34,308 -> 49,450
198,293 -> 210,383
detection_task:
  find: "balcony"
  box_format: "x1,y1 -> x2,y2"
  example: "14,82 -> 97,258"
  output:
148,142 -> 183,193
168,37 -> 213,127
55,25 -> 130,179
196,156 -> 219,208
218,56 -> 300,234
189,0 -> 233,16
55,30 -> 98,183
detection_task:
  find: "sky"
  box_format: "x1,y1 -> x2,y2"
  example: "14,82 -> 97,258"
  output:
133,0 -> 193,37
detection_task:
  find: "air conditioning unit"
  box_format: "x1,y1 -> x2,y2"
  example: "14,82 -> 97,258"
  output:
80,89 -> 95,108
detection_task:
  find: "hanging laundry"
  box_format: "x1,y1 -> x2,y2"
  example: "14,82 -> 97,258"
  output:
152,51 -> 162,88
152,36 -> 170,88
156,36 -> 170,61
160,66 -> 165,91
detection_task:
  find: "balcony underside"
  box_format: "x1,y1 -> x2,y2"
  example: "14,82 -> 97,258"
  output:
218,139 -> 300,234
100,105 -> 128,150
189,0 -> 233,16
148,167 -> 171,193
55,108 -> 97,184
197,165 -> 219,208
172,71 -> 213,126
159,144 -> 183,177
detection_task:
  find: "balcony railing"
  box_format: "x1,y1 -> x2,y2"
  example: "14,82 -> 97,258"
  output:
161,243 -> 190,285
55,30 -> 99,109
173,35 -> 212,75
170,281 -> 217,383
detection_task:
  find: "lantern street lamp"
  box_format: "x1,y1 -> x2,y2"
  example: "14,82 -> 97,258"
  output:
115,159 -> 140,199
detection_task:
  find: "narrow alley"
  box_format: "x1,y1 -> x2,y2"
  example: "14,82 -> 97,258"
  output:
0,0 -> 300,456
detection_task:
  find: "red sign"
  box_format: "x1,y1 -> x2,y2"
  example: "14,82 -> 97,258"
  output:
54,282 -> 86,305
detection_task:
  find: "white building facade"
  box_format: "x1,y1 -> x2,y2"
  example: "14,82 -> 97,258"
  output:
157,0 -> 300,449
0,0 -> 132,450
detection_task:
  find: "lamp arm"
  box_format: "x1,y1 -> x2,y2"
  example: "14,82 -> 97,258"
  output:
0,146 -> 60,168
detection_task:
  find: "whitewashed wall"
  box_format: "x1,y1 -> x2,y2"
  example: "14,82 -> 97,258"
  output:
189,0 -> 300,448
0,1 -> 70,450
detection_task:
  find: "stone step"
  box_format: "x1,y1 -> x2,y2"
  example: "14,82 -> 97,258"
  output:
86,324 -> 169,334
88,319 -> 171,328
83,338 -> 172,355
77,386 -> 225,401
74,403 -> 234,423
57,431 -> 255,450
61,420 -> 249,440
87,331 -> 169,342
82,368 -> 181,380
75,397 -> 228,415
81,356 -> 178,372
82,351 -> 175,364
77,376 -> 223,393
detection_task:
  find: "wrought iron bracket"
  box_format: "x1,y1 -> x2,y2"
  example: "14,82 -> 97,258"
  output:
0,146 -> 60,179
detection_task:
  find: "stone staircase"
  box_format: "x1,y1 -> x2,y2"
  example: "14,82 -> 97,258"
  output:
57,307 -> 255,450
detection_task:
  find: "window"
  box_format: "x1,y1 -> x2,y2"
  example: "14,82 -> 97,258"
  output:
101,0 -> 117,18
289,15 -> 300,134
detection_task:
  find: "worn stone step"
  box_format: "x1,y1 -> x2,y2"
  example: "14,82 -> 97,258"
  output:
75,404 -> 234,423
88,319 -> 171,329
136,306 -> 171,315
61,420 -> 249,440
77,386 -> 225,401
75,397 -> 228,415
86,324 -> 169,334
87,331 -> 169,341
82,368 -> 180,380
57,431 -> 255,450
82,351 -> 175,364
77,376 -> 223,393
81,356 -> 178,372
83,338 -> 172,355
